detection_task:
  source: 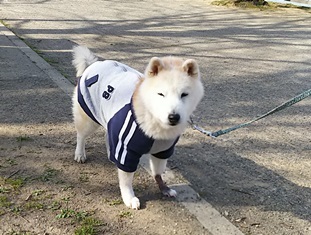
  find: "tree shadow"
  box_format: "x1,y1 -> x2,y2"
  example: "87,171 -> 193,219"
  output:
171,141 -> 311,222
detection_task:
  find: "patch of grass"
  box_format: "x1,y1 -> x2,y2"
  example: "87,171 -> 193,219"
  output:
26,149 -> 42,154
16,135 -> 32,142
27,44 -> 58,65
23,201 -> 44,210
75,224 -> 96,235
212,0 -> 269,8
75,211 -> 90,222
19,190 -> 50,212
25,189 -> 49,202
10,206 -> 22,214
5,178 -> 24,190
79,173 -> 90,183
56,206 -> 89,221
0,177 -> 25,215
6,159 -> 18,166
118,210 -> 132,218
0,209 -> 5,216
75,217 -> 103,235
56,197 -> 86,219
48,200 -> 62,211
237,0 -> 268,7
44,57 -> 59,65
212,0 -> 311,11
56,208 -> 76,219
0,176 -> 25,192
104,198 -> 123,206
7,230 -> 33,235
0,195 -> 12,208
0,186 -> 11,193
56,197 -> 72,218
57,209 -> 104,235
55,198 -> 104,234
40,166 -> 59,182
0,20 -> 10,28
31,189 -> 45,197
25,43 -> 44,56
61,185 -> 75,191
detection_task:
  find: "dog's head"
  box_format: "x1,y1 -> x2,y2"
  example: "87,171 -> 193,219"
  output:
136,56 -> 204,138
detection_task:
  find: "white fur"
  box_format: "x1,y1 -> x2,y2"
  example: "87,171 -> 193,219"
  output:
72,46 -> 98,77
150,155 -> 167,176
118,170 -> 140,209
133,57 -> 204,140
72,46 -> 204,209
72,89 -> 100,163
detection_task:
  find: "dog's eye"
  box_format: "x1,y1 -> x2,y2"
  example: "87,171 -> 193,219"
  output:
158,93 -> 165,97
181,93 -> 188,98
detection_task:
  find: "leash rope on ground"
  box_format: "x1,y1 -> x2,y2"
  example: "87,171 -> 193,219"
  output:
189,88 -> 311,138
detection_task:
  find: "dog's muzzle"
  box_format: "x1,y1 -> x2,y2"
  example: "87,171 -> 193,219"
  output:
168,113 -> 180,126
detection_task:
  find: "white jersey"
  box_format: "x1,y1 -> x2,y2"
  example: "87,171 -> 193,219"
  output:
77,60 -> 179,172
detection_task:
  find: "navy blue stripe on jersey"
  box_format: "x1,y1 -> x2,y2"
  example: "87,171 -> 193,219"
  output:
77,81 -> 100,125
85,74 -> 99,87
108,103 -> 154,172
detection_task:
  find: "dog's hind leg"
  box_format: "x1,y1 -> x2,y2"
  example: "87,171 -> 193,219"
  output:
74,119 -> 99,163
72,89 -> 99,163
150,155 -> 177,197
118,169 -> 140,210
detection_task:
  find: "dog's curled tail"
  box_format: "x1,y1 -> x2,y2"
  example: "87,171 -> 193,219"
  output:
72,46 -> 98,77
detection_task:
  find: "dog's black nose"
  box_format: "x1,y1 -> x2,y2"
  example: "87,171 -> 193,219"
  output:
168,113 -> 180,126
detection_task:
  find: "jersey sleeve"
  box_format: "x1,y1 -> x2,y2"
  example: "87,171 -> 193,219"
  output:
107,104 -> 154,172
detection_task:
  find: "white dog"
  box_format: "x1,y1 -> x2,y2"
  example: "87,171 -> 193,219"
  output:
72,46 -> 204,209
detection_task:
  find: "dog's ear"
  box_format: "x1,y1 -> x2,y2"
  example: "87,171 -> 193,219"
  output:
146,57 -> 163,77
182,59 -> 199,78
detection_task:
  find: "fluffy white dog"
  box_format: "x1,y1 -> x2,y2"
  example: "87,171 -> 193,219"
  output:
72,46 -> 204,209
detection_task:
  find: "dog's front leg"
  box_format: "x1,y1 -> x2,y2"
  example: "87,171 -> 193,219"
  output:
150,155 -> 177,197
118,169 -> 140,210
154,174 -> 177,197
75,133 -> 87,163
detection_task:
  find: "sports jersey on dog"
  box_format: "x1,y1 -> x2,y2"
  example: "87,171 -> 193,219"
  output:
77,60 -> 179,172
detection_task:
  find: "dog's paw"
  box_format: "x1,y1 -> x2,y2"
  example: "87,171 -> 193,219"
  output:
162,188 -> 177,198
74,153 -> 86,163
130,197 -> 140,210
123,196 -> 140,210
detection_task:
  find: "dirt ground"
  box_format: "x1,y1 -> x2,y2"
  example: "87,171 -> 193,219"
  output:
1,0 -> 311,234
0,121 -> 210,235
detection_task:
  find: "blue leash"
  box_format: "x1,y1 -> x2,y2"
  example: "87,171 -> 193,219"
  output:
189,89 -> 311,138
